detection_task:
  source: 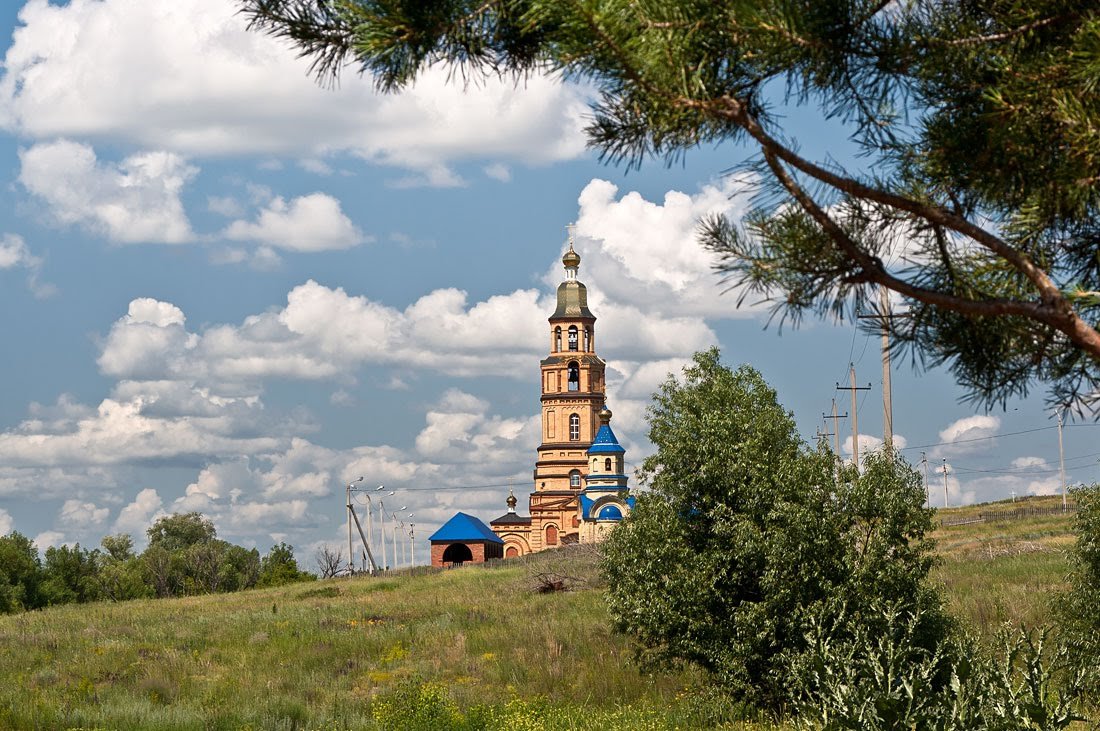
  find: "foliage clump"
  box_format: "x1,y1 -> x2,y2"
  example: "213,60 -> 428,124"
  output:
602,348 -> 949,708
0,512 -> 313,614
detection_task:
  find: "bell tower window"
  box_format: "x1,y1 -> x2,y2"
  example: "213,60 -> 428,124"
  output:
605,457 -> 612,472
554,326 -> 562,352
567,362 -> 579,391
584,327 -> 591,352
568,326 -> 578,351
569,469 -> 581,488
569,413 -> 580,441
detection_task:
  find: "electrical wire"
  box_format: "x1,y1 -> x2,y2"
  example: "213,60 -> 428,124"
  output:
899,425 -> 1057,452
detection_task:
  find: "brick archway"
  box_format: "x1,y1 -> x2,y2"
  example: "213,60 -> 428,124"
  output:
441,543 -> 474,565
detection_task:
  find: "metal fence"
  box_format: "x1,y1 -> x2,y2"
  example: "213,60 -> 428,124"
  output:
938,503 -> 1077,527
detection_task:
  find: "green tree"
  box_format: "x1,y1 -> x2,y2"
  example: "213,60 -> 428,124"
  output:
40,544 -> 103,606
0,532 -> 42,613
146,512 -> 217,552
258,542 -> 315,587
601,349 -> 948,708
96,534 -> 151,602
1057,484 -> 1100,670
242,0 -> 1100,409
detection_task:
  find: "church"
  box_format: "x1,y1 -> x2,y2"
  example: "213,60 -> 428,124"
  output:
429,235 -> 633,566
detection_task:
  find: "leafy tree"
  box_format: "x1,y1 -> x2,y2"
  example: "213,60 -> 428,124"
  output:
146,512 -> 217,552
40,544 -> 103,606
0,532 -> 42,613
601,349 -> 948,708
96,534 -> 151,602
242,0 -> 1100,409
258,542 -> 315,587
100,533 -> 135,562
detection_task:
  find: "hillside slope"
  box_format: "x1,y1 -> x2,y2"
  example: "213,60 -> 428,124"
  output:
0,497 -> 1080,730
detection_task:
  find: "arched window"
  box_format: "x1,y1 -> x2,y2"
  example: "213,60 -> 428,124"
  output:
567,362 -> 579,391
569,469 -> 581,488
605,457 -> 612,472
568,325 -> 578,351
584,327 -> 591,352
569,414 -> 580,441
545,524 -> 558,546
505,546 -> 519,559
554,326 -> 562,352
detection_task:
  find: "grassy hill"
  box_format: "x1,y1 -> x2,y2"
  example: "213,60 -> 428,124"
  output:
933,494 -> 1075,634
0,497 -> 1079,730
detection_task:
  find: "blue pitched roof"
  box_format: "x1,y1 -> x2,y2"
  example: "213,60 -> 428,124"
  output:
429,512 -> 504,544
587,423 -> 625,455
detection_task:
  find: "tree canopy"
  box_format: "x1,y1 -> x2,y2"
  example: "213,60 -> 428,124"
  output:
241,0 -> 1100,411
601,349 -> 947,708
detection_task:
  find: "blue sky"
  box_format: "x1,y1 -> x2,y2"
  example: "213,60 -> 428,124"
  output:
0,0 -> 1096,565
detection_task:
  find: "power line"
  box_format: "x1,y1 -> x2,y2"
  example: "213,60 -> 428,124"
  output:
899,425 -> 1056,452
950,450 -> 1100,476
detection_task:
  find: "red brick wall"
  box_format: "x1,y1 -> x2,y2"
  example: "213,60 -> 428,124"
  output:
430,541 -> 503,567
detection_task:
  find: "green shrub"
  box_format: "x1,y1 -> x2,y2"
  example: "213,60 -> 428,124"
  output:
792,606 -> 1089,731
602,350 -> 949,709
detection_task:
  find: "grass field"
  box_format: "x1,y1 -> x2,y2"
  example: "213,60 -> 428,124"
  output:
0,496 -> 1081,730
932,494 -> 1075,635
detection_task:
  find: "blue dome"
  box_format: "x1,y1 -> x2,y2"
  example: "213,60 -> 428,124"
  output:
587,423 -> 625,455
597,505 -> 623,521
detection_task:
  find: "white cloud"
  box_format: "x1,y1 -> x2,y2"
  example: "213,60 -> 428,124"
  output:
207,196 -> 243,218
19,140 -> 196,244
34,530 -> 67,550
936,415 -> 1001,456
0,508 -> 11,535
0,233 -> 36,270
223,193 -> 364,252
841,433 -> 909,458
569,176 -> 759,318
0,233 -> 54,297
1,0 -> 589,181
414,389 -> 535,465
483,163 -> 511,182
112,487 -> 164,538
59,499 -> 109,530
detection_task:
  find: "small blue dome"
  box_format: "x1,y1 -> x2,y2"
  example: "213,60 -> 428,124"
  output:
597,505 -> 623,521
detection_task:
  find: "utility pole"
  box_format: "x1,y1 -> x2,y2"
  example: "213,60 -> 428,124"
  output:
823,399 -> 848,459
857,287 -> 901,456
921,452 -> 929,508
942,458 -> 950,508
880,287 -> 893,453
1057,410 -> 1067,512
837,366 -> 872,472
345,478 -> 380,575
346,477 -> 362,575
409,524 -> 415,566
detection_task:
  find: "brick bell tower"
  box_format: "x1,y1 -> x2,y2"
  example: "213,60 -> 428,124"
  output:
528,227 -> 606,549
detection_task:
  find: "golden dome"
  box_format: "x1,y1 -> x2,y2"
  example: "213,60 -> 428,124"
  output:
562,246 -> 581,269
598,405 -> 613,423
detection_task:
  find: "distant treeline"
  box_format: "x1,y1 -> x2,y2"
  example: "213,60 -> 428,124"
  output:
0,512 -> 314,614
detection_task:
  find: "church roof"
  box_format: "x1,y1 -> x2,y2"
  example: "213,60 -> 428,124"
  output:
587,422 -> 625,454
550,280 -> 595,320
429,512 -> 504,544
490,513 -> 532,526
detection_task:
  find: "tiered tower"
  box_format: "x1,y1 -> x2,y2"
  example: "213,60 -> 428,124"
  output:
528,235 -> 606,549
490,229 -> 631,556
